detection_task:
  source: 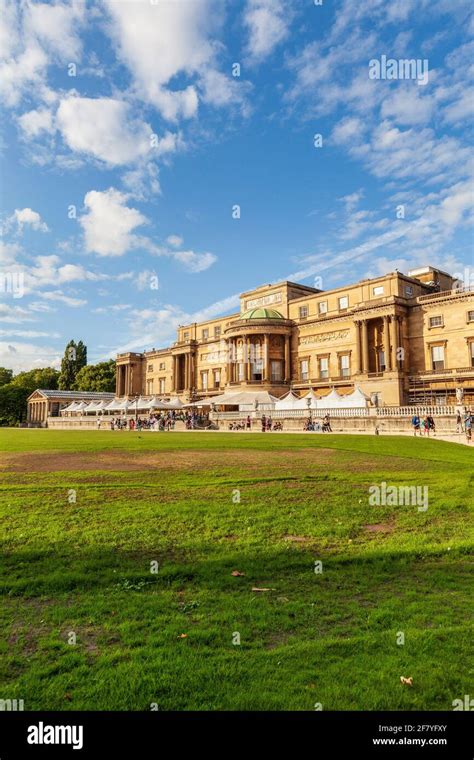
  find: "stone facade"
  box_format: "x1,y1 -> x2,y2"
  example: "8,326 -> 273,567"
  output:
116,266 -> 474,407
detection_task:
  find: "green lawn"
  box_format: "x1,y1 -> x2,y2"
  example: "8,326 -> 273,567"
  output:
0,429 -> 472,710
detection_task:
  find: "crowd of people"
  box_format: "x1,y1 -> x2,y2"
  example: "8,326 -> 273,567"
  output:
303,414 -> 332,432
94,407 -> 473,442
98,410 -> 213,432
410,413 -> 436,436
454,410 -> 473,442
228,415 -> 283,431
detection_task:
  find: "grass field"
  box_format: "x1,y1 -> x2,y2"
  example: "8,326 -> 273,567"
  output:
0,429 -> 472,711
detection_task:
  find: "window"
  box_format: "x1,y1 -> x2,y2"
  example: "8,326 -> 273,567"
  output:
146,379 -> 154,395
318,301 -> 328,315
470,342 -> 474,368
340,354 -> 350,377
299,305 -> 308,319
202,328 -> 209,340
214,326 -> 221,338
431,345 -> 445,371
405,286 -> 414,297
300,359 -> 309,381
238,363 -> 245,382
159,362 -> 165,370
373,286 -> 384,296
318,356 -> 329,379
201,371 -> 208,390
338,296 -> 349,310
429,315 -> 443,328
147,364 -> 153,372
213,369 -> 221,388
378,350 -> 386,371
467,311 -> 474,323
159,378 -> 166,394
183,331 -> 189,341
271,360 -> 282,382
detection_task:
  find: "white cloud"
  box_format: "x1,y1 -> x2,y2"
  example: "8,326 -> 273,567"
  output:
80,188 -> 147,257
0,340 -> 62,373
244,0 -> 290,61
11,207 -> 49,233
56,96 -> 154,166
166,234 -> 183,248
39,291 -> 86,307
0,0 -> 85,107
332,117 -> 366,146
381,87 -> 435,126
173,250 -> 217,273
0,329 -> 60,339
17,106 -> 54,137
103,0 -> 219,120
0,303 -> 36,324
199,69 -> 252,114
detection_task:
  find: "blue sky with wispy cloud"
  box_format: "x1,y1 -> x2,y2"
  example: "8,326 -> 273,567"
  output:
1,0 -> 473,372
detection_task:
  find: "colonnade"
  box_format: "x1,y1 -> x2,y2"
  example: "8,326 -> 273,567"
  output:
354,314 -> 404,373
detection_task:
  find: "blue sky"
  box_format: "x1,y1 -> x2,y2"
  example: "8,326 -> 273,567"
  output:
1,0 -> 473,372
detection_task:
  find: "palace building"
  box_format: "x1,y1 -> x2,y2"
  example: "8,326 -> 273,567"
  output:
115,265 -> 474,408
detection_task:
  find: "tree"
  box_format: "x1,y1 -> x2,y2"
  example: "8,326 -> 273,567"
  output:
0,367 -> 60,426
72,360 -> 116,392
0,384 -> 30,426
0,368 -> 13,387
58,340 -> 87,390
11,367 -> 59,392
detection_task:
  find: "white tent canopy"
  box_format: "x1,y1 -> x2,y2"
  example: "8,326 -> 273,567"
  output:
318,385 -> 369,409
104,399 -> 129,411
84,400 -> 108,412
194,390 -> 278,410
294,389 -> 320,410
61,401 -> 81,413
274,391 -> 304,410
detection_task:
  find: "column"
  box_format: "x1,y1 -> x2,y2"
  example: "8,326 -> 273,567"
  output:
362,319 -> 369,374
184,354 -> 189,390
284,335 -> 290,382
264,334 -> 270,382
227,339 -> 233,385
354,322 -> 361,373
399,317 -> 405,369
245,335 -> 252,382
390,316 -> 398,370
383,315 -> 391,371
171,356 -> 176,392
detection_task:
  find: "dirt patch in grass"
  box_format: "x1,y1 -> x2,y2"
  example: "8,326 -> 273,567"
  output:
283,535 -> 313,544
363,522 -> 395,534
0,448 -> 340,473
0,447 -> 431,478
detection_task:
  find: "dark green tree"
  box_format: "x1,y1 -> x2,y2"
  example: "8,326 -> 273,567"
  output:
73,360 -> 116,392
0,367 -> 59,426
58,340 -> 87,390
0,368 -> 13,387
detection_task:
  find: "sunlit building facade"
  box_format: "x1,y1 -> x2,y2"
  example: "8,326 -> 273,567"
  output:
116,266 -> 474,407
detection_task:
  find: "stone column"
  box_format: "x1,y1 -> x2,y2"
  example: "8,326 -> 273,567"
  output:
264,334 -> 270,382
390,316 -> 398,370
184,354 -> 189,390
361,319 -> 369,373
284,335 -> 290,382
188,353 -> 192,390
245,335 -> 252,382
171,356 -> 176,392
383,315 -> 391,371
227,339 -> 233,385
354,322 -> 361,373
